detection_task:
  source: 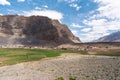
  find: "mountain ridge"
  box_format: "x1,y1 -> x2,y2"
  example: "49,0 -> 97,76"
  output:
0,15 -> 80,48
94,31 -> 120,42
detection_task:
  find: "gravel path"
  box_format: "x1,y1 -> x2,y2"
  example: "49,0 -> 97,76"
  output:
0,54 -> 120,80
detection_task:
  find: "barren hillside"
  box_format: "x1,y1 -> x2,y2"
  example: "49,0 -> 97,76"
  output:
0,15 -> 80,47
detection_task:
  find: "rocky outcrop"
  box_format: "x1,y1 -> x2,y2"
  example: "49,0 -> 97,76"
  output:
0,15 -> 80,47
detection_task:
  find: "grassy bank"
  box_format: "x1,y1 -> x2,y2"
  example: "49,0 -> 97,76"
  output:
92,49 -> 120,57
95,52 -> 120,56
0,48 -> 87,66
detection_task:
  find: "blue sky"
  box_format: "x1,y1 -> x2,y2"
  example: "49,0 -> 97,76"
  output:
0,0 -> 120,42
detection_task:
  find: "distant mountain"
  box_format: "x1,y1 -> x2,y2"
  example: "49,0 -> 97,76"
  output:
0,15 -> 81,48
95,31 -> 120,42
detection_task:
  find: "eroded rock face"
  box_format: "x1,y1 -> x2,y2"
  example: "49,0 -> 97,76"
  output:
0,15 -> 80,47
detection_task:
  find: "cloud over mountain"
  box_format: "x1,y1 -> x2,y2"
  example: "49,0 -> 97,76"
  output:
0,0 -> 10,5
23,10 -> 63,22
81,0 -> 120,42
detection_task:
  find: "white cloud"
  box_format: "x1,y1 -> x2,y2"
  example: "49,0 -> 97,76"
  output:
83,19 -> 107,26
81,28 -> 91,32
35,7 -> 41,10
81,0 -> 120,42
43,5 -> 48,8
0,0 -> 10,5
58,0 -> 80,11
71,30 -> 78,35
80,31 -> 110,42
7,9 -> 20,14
17,0 -> 25,2
69,3 -> 81,11
94,0 -> 120,20
23,9 -> 63,21
71,23 -> 82,28
35,6 -> 48,10
58,0 -> 78,3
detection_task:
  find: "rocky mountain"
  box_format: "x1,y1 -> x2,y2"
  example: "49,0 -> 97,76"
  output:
95,31 -> 120,42
0,15 -> 80,47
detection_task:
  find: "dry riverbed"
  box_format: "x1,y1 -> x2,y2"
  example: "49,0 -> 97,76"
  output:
0,54 -> 120,80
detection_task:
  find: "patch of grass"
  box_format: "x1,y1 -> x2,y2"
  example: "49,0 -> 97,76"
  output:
69,77 -> 76,80
3,56 -> 28,65
95,52 -> 120,56
55,77 -> 64,80
0,48 -> 29,57
0,48 -> 87,66
55,77 -> 76,80
95,49 -> 120,57
57,49 -> 88,55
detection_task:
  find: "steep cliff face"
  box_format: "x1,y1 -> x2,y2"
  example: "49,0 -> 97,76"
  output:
52,20 -> 80,43
0,15 -> 80,47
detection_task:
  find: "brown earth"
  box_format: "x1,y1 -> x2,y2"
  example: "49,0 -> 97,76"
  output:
0,54 -> 120,80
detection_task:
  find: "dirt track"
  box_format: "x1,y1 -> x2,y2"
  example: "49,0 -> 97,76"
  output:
0,54 -> 120,80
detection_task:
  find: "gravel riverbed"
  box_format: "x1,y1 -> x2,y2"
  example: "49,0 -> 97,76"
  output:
0,54 -> 120,80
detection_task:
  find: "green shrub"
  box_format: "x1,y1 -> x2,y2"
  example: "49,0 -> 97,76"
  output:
55,77 -> 76,80
69,77 -> 76,80
55,77 -> 64,80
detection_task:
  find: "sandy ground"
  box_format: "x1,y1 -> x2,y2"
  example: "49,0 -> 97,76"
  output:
0,54 -> 120,80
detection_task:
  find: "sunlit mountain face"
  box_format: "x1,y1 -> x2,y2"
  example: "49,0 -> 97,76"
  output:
94,31 -> 120,42
0,0 -> 120,42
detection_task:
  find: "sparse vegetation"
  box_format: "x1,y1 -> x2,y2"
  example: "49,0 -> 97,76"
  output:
0,48 -> 87,66
69,77 -> 76,80
0,48 -> 120,66
95,50 -> 120,56
55,77 -> 76,80
55,77 -> 64,80
0,49 -> 120,80
95,52 -> 120,56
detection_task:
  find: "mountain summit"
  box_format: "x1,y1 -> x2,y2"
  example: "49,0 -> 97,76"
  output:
0,15 -> 80,47
95,31 -> 120,42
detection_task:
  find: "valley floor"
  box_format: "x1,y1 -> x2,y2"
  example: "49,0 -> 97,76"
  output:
0,54 -> 120,80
